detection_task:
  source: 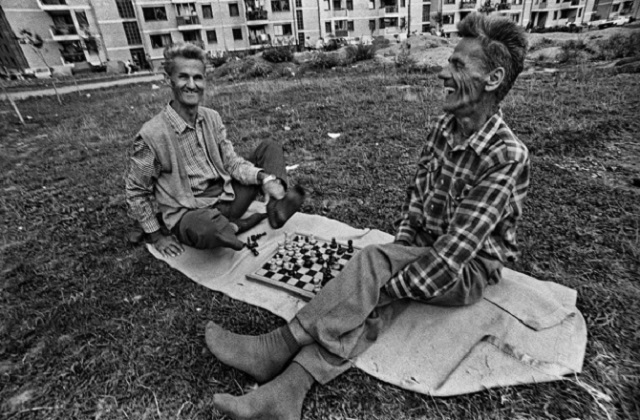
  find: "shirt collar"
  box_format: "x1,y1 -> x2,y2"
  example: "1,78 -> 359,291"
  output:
442,109 -> 504,156
164,102 -> 204,134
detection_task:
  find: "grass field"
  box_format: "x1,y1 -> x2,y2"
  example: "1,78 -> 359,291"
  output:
1,64 -> 639,420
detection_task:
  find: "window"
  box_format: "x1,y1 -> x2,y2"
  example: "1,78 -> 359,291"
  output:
143,7 -> 167,21
182,30 -> 201,43
150,33 -> 172,48
116,0 -> 135,19
296,0 -> 302,6
553,10 -> 557,19
206,30 -> 217,43
272,0 -> 290,11
123,21 -> 142,45
369,0 -> 375,9
347,0 -> 353,9
422,4 -> 430,21
325,21 -> 332,33
274,23 -> 293,35
612,4 -> 619,11
232,27 -> 243,40
298,32 -> 305,46
229,3 -> 240,16
369,19 -> 376,31
324,0 -> 330,10
400,17 -> 406,28
511,13 -> 519,22
422,23 -> 430,32
202,4 -> 213,18
333,0 -> 342,9
401,0 -> 406,6
444,0 -> 455,4
442,13 -> 454,24
347,20 -> 354,31
578,8 -> 582,16
296,10 -> 304,29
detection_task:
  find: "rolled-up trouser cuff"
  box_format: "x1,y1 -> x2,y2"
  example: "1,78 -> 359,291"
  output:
293,344 -> 351,385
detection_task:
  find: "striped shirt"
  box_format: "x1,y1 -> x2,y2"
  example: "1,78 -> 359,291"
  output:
384,111 -> 530,301
125,105 -> 232,233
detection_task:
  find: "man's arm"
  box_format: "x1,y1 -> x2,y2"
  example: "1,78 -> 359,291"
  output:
124,136 -> 184,257
385,160 -> 527,301
212,114 -> 262,185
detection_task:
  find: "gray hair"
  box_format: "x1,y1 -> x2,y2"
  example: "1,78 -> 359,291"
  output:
162,43 -> 207,75
457,13 -> 527,102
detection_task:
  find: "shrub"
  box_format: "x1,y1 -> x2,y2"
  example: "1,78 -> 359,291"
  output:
241,57 -> 272,78
594,32 -> 640,61
262,46 -> 294,63
395,49 -> 417,70
348,43 -> 375,62
309,52 -> 340,69
557,39 -> 592,64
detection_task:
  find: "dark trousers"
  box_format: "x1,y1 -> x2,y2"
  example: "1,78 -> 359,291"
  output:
173,140 -> 286,250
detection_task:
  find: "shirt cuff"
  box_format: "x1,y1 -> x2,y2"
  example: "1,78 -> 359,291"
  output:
140,218 -> 162,234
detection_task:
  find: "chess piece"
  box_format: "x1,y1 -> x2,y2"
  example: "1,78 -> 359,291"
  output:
309,235 -> 317,245
347,240 -> 354,253
337,244 -> 344,255
330,238 -> 337,249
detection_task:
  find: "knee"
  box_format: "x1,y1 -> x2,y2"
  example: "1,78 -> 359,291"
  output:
257,139 -> 282,155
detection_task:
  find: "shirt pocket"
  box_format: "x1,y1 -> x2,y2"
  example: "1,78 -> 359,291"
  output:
447,177 -> 473,223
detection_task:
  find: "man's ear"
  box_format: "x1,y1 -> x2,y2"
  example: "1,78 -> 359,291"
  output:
164,72 -> 173,87
485,67 -> 505,93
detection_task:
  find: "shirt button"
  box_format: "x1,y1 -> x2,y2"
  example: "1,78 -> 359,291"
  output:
430,204 -> 434,210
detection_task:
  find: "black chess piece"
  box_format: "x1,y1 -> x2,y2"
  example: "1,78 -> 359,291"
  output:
330,238 -> 338,249
337,244 -> 344,255
347,240 -> 354,253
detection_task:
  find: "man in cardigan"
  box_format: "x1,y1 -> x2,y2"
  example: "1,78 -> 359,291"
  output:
205,13 -> 530,420
125,43 -> 304,257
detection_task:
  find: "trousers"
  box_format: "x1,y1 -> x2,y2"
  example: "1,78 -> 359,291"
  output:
173,140 -> 286,250
291,242 -> 502,384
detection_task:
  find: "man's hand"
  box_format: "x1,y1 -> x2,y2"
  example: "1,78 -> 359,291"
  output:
149,231 -> 185,258
263,178 -> 286,201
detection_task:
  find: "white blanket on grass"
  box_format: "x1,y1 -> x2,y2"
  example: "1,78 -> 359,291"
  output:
148,203 -> 587,396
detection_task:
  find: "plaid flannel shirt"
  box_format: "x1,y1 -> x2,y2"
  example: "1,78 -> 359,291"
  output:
384,111 -> 530,301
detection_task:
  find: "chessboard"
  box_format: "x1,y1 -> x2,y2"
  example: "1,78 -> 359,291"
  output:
245,232 -> 360,300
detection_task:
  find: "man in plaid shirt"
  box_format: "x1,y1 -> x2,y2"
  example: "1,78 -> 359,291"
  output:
125,43 -> 304,257
206,13 -> 530,420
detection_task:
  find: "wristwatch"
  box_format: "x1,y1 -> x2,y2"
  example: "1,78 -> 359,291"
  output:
262,174 -> 277,185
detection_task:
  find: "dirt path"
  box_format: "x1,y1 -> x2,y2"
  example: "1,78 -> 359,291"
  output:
2,74 -> 164,101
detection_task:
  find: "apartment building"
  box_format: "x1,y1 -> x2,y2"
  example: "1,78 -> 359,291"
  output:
1,0 -> 639,73
2,0 -> 107,71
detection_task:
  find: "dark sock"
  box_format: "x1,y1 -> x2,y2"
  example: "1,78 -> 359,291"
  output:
232,213 -> 267,234
267,185 -> 305,229
205,322 -> 300,383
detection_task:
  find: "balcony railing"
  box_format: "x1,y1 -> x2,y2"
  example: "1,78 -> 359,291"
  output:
384,6 -> 399,13
460,2 -> 476,9
497,3 -> 511,10
51,24 -> 78,36
537,2 -> 547,8
570,0 -> 579,5
42,0 -> 68,5
246,9 -> 268,20
176,15 -> 200,26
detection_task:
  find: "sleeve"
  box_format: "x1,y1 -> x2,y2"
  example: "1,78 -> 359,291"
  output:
213,113 -> 262,185
124,136 -> 163,233
385,160 -> 527,301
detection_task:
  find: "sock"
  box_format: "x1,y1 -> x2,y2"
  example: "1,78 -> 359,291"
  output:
212,362 -> 314,420
205,322 -> 300,383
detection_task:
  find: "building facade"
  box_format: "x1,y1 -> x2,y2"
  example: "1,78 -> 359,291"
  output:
1,0 -> 639,72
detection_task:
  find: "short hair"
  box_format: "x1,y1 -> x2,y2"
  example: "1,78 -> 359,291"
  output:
457,13 -> 527,102
162,43 -> 207,75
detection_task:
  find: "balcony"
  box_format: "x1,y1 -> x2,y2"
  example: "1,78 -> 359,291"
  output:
50,24 -> 81,40
497,3 -> 511,10
460,2 -> 477,9
246,9 -> 268,21
383,6 -> 399,13
536,2 -> 547,8
176,15 -> 201,28
333,8 -> 349,17
570,0 -> 580,5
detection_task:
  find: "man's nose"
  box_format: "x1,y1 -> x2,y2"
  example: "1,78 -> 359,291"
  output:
186,77 -> 197,88
437,67 -> 450,81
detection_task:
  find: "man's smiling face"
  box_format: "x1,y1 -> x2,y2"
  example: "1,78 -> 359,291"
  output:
168,57 -> 206,108
438,38 -> 490,116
